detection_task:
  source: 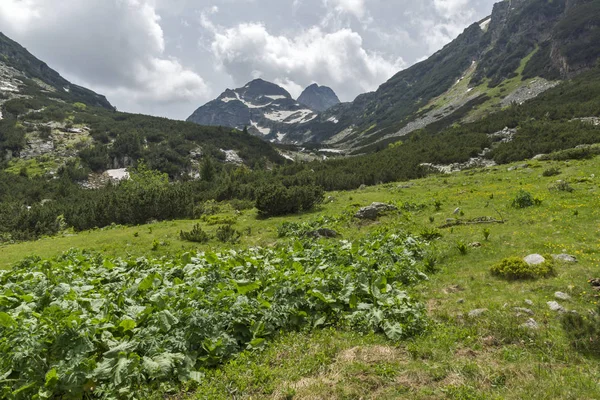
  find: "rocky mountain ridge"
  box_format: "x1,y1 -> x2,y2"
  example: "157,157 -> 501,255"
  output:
187,79 -> 341,143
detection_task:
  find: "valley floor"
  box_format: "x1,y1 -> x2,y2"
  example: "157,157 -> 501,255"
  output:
2,156 -> 600,399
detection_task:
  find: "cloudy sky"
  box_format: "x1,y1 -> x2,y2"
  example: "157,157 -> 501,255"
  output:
0,0 -> 497,120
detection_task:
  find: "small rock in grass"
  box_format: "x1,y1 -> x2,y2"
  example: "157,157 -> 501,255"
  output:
469,242 -> 482,248
520,318 -> 539,330
354,202 -> 398,220
555,292 -> 571,301
514,307 -> 534,316
547,301 -> 566,313
468,308 -> 488,318
306,228 -> 339,239
524,299 -> 534,306
552,254 -> 577,263
524,254 -> 546,266
453,207 -> 461,215
457,298 -> 465,304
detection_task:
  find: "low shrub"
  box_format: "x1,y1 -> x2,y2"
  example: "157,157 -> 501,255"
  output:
255,184 -> 324,217
456,241 -> 468,255
490,256 -> 555,280
511,190 -> 542,209
550,180 -> 574,193
419,228 -> 442,241
542,167 -> 561,177
202,215 -> 237,226
229,198 -> 255,211
215,225 -> 241,244
179,224 -> 210,243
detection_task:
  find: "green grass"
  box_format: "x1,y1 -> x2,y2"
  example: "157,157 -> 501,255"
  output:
4,157 -> 59,177
2,155 -> 600,399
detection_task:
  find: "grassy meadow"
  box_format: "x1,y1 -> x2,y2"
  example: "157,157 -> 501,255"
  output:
1,155 -> 600,399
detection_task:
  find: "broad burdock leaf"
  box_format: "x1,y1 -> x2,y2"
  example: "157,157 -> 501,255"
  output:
0,312 -> 15,328
234,280 -> 261,295
383,322 -> 404,341
0,228 -> 431,398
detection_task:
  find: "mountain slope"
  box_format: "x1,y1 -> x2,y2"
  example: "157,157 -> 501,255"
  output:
0,33 -> 284,183
297,83 -> 340,112
317,0 -> 600,151
0,32 -> 112,109
187,79 -> 319,142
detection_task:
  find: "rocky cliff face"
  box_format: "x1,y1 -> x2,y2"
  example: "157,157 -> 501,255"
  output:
297,84 -> 340,112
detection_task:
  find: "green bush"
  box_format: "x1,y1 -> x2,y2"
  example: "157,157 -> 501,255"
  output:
511,190 -> 542,208
255,184 -> 324,217
215,225 -> 241,244
202,215 -> 236,226
419,228 -> 442,241
179,224 -> 210,243
542,167 -> 561,177
490,256 -> 555,280
456,241 -> 468,255
551,180 -> 574,193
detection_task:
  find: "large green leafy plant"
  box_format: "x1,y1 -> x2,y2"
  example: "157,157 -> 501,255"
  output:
0,229 -> 431,399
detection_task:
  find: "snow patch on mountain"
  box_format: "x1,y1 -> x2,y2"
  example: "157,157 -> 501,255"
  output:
265,95 -> 287,100
479,17 -> 491,31
250,120 -> 271,135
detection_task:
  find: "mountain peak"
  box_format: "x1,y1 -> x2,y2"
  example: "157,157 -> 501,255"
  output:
187,79 -> 318,141
240,79 -> 292,100
297,84 -> 340,112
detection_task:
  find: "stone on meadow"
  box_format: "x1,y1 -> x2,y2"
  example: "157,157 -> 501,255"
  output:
552,254 -> 577,263
524,254 -> 546,266
468,308 -> 488,318
520,318 -> 539,330
554,292 -> 571,301
547,301 -> 565,312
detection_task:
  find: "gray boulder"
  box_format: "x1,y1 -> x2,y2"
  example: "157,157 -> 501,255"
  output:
524,254 -> 546,265
555,292 -> 571,301
514,307 -> 534,316
354,202 -> 398,220
547,301 -> 566,313
520,318 -> 539,330
552,254 -> 577,263
306,228 -> 339,239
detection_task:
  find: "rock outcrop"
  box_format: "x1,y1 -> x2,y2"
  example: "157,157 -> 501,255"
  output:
298,84 -> 340,112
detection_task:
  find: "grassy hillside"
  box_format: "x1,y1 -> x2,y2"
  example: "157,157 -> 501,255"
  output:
1,153 -> 599,399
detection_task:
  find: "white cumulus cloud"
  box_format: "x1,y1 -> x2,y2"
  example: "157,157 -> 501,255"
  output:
324,0 -> 367,19
203,17 -> 404,101
0,0 -> 209,116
